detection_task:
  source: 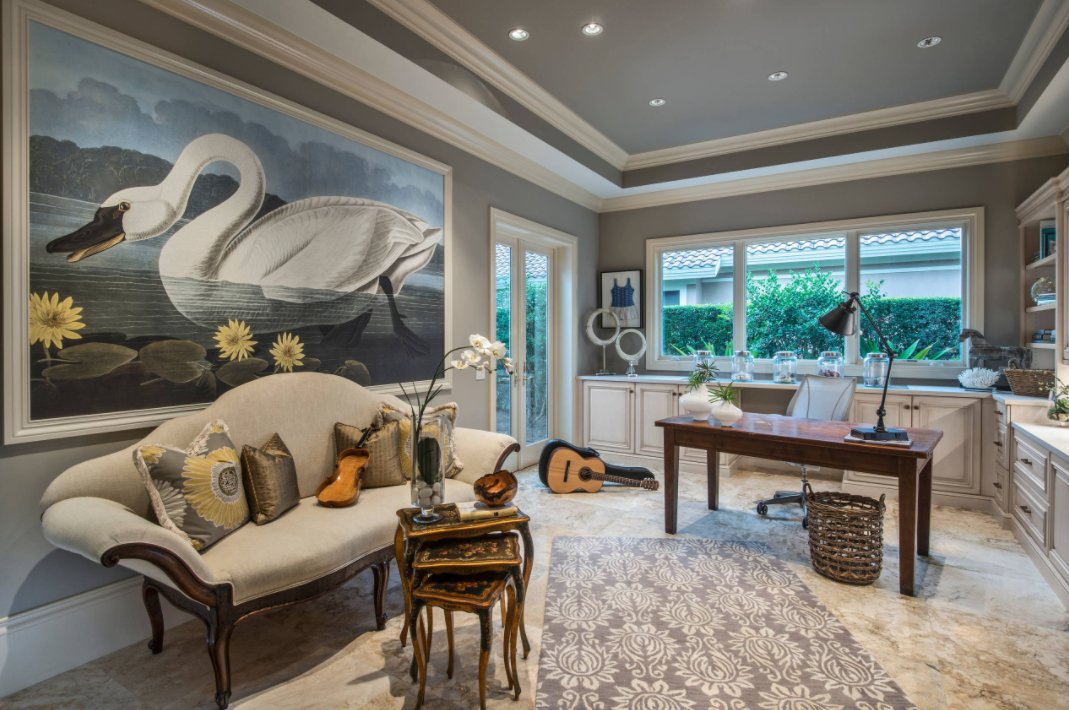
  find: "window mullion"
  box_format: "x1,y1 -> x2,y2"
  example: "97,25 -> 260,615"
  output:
845,230 -> 860,364
733,240 -> 746,358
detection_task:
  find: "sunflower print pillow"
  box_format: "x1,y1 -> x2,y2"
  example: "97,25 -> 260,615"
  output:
134,420 -> 249,551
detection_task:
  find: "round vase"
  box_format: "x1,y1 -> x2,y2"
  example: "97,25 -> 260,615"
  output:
679,387 -> 712,419
709,401 -> 743,427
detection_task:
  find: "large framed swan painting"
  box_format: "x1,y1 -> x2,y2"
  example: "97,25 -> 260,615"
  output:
2,1 -> 451,442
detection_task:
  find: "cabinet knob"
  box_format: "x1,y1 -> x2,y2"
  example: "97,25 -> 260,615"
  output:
993,481 -> 1003,489
1019,504 -> 1033,515
1020,458 -> 1032,466
993,441 -> 1003,447
902,404 -> 910,410
913,405 -> 920,410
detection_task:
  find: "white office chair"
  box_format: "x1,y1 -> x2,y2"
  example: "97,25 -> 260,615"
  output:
756,374 -> 856,527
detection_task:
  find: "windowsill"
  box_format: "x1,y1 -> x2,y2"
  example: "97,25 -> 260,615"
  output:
645,357 -> 966,380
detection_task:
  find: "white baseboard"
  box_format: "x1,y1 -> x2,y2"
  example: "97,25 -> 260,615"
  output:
0,577 -> 190,699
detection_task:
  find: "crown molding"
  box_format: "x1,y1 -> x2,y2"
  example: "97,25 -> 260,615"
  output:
138,0 -> 605,211
603,137 -> 1069,212
1000,0 -> 1069,102
624,90 -> 1013,170
366,0 -> 628,170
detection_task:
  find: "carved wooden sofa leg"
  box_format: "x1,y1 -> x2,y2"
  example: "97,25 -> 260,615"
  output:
206,610 -> 236,710
372,559 -> 390,630
142,579 -> 165,654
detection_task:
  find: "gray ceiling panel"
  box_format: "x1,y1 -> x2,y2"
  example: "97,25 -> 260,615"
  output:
430,0 -> 1041,153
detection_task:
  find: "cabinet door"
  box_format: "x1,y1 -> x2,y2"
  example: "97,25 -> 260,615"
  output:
843,394 -> 913,486
912,396 -> 981,495
583,383 -> 633,452
635,384 -> 678,456
1050,458 -> 1069,582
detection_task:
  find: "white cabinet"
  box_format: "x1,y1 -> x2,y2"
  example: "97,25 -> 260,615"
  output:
844,393 -> 980,497
636,384 -> 679,455
1051,458 -> 1069,583
583,381 -> 633,452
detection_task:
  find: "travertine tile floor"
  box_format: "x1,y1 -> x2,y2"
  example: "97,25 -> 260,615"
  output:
5,466 -> 1069,709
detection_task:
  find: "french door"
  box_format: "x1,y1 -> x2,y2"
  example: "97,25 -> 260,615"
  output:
494,239 -> 555,467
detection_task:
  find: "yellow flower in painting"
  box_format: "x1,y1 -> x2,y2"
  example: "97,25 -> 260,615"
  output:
181,448 -> 247,529
270,332 -> 304,372
213,319 -> 256,361
29,291 -> 85,351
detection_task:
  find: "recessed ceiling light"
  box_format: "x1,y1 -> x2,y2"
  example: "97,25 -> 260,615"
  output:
768,71 -> 789,82
648,98 -> 666,107
508,27 -> 530,41
581,22 -> 604,36
917,35 -> 942,48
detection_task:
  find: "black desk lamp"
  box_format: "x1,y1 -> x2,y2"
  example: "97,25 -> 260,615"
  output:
818,292 -> 910,442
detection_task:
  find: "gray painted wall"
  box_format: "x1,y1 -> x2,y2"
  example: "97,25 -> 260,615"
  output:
599,155 -> 1069,373
1,0 -> 599,617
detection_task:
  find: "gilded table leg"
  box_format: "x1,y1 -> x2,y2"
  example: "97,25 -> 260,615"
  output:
410,603 -> 428,709
445,610 -> 455,679
506,583 -> 520,699
394,525 -> 409,647
517,522 -> 534,658
478,608 -> 492,710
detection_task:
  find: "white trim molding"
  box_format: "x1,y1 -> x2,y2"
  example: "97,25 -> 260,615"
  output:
1001,0 -> 1069,102
0,578 -> 188,698
624,90 -> 1013,170
366,0 -> 628,170
604,138 -> 1069,213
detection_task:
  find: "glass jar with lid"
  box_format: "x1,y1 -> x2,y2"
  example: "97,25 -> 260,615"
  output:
693,350 -> 712,370
771,351 -> 798,384
731,350 -> 755,381
816,351 -> 844,378
863,352 -> 890,387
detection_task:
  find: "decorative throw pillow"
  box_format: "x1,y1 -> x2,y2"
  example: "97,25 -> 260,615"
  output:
241,433 -> 300,525
134,420 -> 248,551
333,421 -> 407,488
380,402 -> 464,479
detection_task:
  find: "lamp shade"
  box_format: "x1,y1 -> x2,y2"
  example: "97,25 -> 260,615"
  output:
819,298 -> 858,336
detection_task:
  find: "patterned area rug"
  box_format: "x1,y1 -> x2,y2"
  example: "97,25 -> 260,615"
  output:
535,537 -> 916,709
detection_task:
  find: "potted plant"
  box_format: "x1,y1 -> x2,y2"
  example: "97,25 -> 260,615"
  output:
708,381 -> 743,427
679,360 -> 719,419
1048,379 -> 1069,426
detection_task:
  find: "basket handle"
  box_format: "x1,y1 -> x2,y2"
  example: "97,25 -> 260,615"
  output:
803,481 -> 815,499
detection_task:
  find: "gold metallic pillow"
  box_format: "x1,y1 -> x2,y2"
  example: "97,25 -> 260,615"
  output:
241,433 -> 300,525
134,419 -> 248,551
334,421 -> 407,488
380,402 -> 464,479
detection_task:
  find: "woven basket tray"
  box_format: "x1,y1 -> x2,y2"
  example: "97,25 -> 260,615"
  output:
805,482 -> 886,585
1004,368 -> 1055,398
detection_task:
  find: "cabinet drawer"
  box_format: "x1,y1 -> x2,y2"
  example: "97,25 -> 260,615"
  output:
995,423 -> 1009,469
1013,436 -> 1049,495
992,464 -> 1009,511
1013,480 -> 1048,547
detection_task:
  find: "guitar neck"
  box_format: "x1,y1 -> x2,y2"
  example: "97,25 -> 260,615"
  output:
588,470 -> 659,490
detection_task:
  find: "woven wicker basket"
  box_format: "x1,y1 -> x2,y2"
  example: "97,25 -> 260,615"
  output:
805,482 -> 886,585
1004,368 -> 1055,398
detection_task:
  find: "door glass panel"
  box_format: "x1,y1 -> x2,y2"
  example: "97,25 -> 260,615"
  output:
494,243 -> 513,435
525,250 -> 550,444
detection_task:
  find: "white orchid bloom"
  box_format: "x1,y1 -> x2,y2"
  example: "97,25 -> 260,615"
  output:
502,356 -> 515,374
489,341 -> 507,358
461,349 -> 481,366
451,358 -> 468,370
469,334 -> 492,354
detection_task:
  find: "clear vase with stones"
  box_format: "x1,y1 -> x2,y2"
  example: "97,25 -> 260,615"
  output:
410,425 -> 443,523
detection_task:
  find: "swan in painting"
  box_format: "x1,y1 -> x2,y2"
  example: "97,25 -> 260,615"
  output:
46,133 -> 440,354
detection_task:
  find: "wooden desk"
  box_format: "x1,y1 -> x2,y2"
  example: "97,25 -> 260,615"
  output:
656,413 -> 942,596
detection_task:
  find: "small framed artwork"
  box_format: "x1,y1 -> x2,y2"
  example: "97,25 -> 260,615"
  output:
600,269 -> 643,328
1041,228 -> 1057,259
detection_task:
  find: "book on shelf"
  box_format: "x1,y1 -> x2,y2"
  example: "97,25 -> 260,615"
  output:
456,501 -> 519,521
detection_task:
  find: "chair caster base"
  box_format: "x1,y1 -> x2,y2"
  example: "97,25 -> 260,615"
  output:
756,502 -> 768,516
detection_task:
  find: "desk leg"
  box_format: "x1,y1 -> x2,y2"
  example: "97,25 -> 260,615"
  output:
898,461 -> 919,596
917,457 -> 932,557
707,448 -> 719,511
664,430 -> 678,534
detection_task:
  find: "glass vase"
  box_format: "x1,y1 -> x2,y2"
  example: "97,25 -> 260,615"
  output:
410,424 -> 444,523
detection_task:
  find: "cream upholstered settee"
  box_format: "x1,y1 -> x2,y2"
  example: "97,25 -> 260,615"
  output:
39,372 -> 518,709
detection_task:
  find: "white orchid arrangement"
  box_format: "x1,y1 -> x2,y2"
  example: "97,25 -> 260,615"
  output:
399,334 -> 515,484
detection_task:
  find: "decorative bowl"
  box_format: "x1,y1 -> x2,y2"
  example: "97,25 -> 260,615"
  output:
473,469 -> 518,507
958,367 -> 1000,389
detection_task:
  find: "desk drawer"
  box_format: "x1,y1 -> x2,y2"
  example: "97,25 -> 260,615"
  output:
1013,436 -> 1049,495
1012,479 -> 1048,546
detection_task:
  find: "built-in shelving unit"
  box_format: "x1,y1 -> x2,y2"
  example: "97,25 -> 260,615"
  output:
1017,167 -> 1069,373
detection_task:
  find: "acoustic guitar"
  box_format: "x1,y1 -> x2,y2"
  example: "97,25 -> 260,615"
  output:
538,440 -> 659,493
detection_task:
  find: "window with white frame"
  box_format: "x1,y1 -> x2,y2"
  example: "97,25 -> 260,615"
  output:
646,209 -> 981,375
